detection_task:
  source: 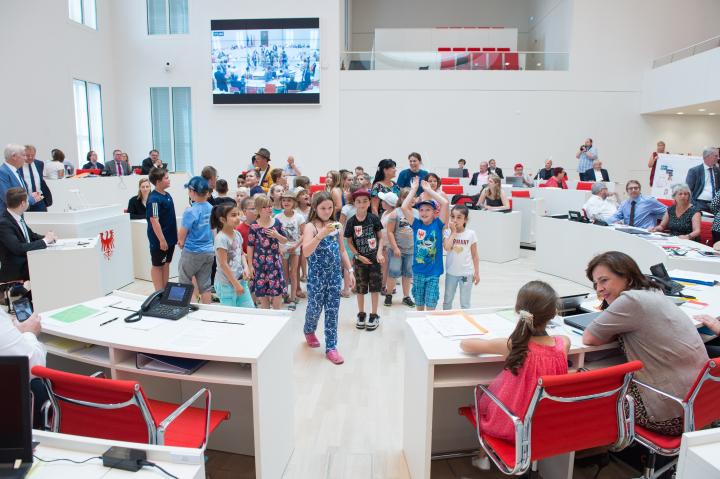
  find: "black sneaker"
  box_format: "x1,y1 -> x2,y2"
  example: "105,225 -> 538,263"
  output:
356,312 -> 367,329
366,314 -> 380,331
384,294 -> 392,306
402,296 -> 416,307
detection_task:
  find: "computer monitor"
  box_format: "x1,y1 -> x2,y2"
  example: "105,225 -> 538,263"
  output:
504,176 -> 525,187
447,168 -> 465,178
0,356 -> 32,465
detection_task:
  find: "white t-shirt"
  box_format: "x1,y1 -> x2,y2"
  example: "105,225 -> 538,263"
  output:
444,229 -> 478,277
44,161 -> 65,179
275,210 -> 304,253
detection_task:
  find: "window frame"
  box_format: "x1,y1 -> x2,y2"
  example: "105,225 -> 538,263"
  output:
68,0 -> 98,30
149,86 -> 193,173
147,0 -> 189,36
72,79 -> 106,166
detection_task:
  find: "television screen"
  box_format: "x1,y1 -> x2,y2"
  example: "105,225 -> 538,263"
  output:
211,18 -> 320,104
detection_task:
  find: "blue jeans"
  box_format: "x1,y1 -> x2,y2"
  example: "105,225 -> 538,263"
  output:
215,281 -> 255,308
443,274 -> 473,310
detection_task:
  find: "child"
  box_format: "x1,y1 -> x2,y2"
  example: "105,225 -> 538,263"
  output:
302,191 -> 354,364
201,166 -> 218,206
271,168 -> 288,189
275,190 -> 304,310
269,184 -> 285,216
378,191 -> 398,306
325,170 -> 344,216
344,189 -> 385,330
442,205 -> 480,310
357,173 -> 371,190
338,182 -> 361,298
146,167 -> 177,292
401,177 -> 449,311
236,173 -> 246,188
211,204 -> 254,308
460,281 -> 570,466
247,194 -> 288,309
214,179 -> 237,206
245,170 -> 265,197
295,187 -> 311,220
385,188 -> 416,307
236,197 -> 255,253
294,175 -> 310,191
178,176 -> 215,304
294,187 -> 311,293
235,187 -> 250,208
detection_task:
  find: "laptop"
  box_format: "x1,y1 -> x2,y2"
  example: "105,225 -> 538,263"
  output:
0,357 -> 32,478
504,176 -> 525,187
558,293 -> 590,314
447,168 -> 466,178
563,311 -> 601,331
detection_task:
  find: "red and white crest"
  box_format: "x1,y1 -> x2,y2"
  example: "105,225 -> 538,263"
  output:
99,229 -> 115,260
354,225 -> 362,237
416,229 -> 426,241
368,238 -> 377,250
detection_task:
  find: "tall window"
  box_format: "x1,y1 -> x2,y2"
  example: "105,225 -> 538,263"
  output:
150,87 -> 193,173
147,0 -> 189,35
69,0 -> 97,29
73,80 -> 105,165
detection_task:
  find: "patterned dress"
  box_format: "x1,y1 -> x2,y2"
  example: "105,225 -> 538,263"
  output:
247,219 -> 286,297
666,205 -> 697,237
371,181 -> 400,217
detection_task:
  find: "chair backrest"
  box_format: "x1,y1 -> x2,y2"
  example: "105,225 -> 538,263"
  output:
576,181 -> 594,191
684,357 -> 720,431
511,190 -> 530,198
442,185 -> 463,195
657,198 -> 674,207
318,176 -> 326,183
309,184 -> 325,196
32,366 -> 156,444
442,177 -> 460,185
525,360 -> 642,461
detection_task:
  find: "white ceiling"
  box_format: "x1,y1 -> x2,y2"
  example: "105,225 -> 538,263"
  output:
646,100 -> 720,116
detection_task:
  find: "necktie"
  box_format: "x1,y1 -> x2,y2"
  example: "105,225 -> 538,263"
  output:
709,168 -> 716,197
629,200 -> 637,227
19,216 -> 30,243
16,168 -> 28,192
28,165 -> 37,192
117,162 -> 122,176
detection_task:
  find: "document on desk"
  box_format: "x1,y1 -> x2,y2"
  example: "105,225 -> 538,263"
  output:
426,312 -> 489,338
49,304 -> 101,323
169,326 -> 216,349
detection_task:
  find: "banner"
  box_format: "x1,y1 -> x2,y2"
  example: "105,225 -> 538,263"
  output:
650,153 -> 702,199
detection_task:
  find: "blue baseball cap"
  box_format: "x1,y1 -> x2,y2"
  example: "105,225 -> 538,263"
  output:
415,199 -> 437,210
184,176 -> 210,193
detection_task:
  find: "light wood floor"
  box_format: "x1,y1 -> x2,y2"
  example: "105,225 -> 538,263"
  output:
121,249 -> 642,479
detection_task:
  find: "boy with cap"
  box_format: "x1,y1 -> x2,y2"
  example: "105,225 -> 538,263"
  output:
178,176 -> 215,303
275,189 -> 304,309
344,188 -> 385,330
146,167 -> 177,292
401,177 -> 449,311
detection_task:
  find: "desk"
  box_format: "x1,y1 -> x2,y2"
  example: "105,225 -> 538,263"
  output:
468,210 -> 521,263
509,197 -> 545,246
402,307 -> 620,479
531,187 -> 591,216
30,430 -> 204,478
38,292 -> 294,479
131,219 -> 180,281
676,429 -> 720,479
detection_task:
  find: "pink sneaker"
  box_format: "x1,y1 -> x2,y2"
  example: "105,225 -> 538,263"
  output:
326,349 -> 344,365
304,333 -> 320,348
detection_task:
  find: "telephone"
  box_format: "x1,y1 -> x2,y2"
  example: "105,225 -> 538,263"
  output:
568,211 -> 589,223
124,282 -> 195,323
646,263 -> 686,297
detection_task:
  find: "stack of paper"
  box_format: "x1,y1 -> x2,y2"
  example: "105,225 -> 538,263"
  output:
426,314 -> 488,338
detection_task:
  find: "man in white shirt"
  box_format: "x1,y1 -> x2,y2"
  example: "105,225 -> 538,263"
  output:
583,182 -> 618,223
686,147 -> 720,212
23,145 -> 52,212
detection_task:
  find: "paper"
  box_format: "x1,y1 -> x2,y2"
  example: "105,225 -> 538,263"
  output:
169,327 -> 217,349
50,305 -> 100,323
43,337 -> 87,352
123,316 -> 166,331
426,313 -> 488,338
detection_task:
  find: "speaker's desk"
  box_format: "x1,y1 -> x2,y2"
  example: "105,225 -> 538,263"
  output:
38,292 -> 294,479
467,210 -> 521,263
131,219 -> 181,281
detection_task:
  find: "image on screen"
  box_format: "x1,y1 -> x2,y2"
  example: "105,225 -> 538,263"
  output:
211,18 -> 320,104
168,285 -> 186,302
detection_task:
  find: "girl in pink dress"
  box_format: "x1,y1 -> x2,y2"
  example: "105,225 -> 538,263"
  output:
460,281 -> 570,468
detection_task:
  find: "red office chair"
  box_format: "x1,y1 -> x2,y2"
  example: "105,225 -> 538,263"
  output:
458,361 -> 642,476
538,182 -> 549,188
576,181 -> 594,191
133,168 -> 142,174
657,198 -> 674,207
632,357 -> 720,479
309,184 -> 325,196
75,169 -> 102,176
511,190 -> 530,198
32,366 -> 230,449
318,176 -> 326,184
442,177 -> 460,185
699,220 -> 713,246
442,185 -> 463,195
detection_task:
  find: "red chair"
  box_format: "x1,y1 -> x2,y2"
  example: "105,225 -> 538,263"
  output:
442,185 -> 463,195
455,197 -> 475,207
482,47 -> 496,52
700,220 -> 713,246
437,47 -> 451,52
471,52 -> 487,70
75,169 -> 102,176
440,52 -> 456,70
538,182 -> 549,188
309,184 -> 325,196
442,177 -> 460,185
511,190 -> 530,198
455,53 -> 471,70
508,199 -> 513,210
318,176 -> 326,184
32,366 -> 230,448
657,198 -> 674,207
133,168 -> 142,174
264,83 -> 277,94
576,181 -> 594,191
452,47 -> 467,52
497,47 -> 511,52
458,361 -> 642,476
503,52 -> 519,70
632,357 -> 720,478
487,52 -> 502,70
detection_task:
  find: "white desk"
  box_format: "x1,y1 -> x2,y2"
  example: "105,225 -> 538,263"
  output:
402,307 -> 620,479
676,429 -> 720,479
531,187 -> 591,216
468,210 -> 521,263
131,219 -> 180,281
30,430 -> 204,478
536,217 -> 720,287
38,291 -> 294,479
509,197 -> 545,246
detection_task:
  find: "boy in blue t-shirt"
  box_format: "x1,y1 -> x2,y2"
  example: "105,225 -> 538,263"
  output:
146,168 -> 177,292
178,176 -> 215,303
401,177 -> 449,311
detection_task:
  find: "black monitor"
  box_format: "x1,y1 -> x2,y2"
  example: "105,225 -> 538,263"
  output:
0,356 -> 32,464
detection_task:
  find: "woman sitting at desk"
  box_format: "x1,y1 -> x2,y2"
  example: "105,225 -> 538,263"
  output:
582,251 -> 708,436
649,184 -> 701,240
543,167 -> 568,189
127,178 -> 151,220
475,174 -> 509,211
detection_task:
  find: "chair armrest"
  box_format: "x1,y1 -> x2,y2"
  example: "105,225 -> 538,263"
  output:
476,385 -> 521,427
157,388 -> 211,448
40,400 -> 53,431
90,371 -> 106,378
632,379 -> 684,405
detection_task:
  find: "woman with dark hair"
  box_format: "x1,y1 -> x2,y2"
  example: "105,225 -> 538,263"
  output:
82,150 -> 104,171
44,149 -> 66,179
397,152 -> 428,196
127,178 -> 151,219
544,167 -> 568,188
583,251 -> 708,436
370,159 -> 400,217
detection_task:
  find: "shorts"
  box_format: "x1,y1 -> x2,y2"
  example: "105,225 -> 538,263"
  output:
388,252 -> 413,278
215,281 -> 255,308
150,245 -> 175,267
178,250 -> 215,293
353,260 -> 382,295
282,249 -> 300,260
412,273 -> 440,308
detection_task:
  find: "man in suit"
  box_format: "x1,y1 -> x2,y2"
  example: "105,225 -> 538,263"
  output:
22,145 -> 52,212
141,149 -> 164,175
0,188 -> 56,282
470,161 -> 490,186
82,150 -> 104,171
580,159 -> 610,182
686,147 -> 720,212
488,159 -> 503,179
105,149 -> 131,176
1,144 -> 43,211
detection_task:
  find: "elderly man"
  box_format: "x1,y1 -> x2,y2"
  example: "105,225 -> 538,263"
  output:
22,145 -> 52,212
253,147 -> 275,192
576,138 -> 598,176
283,155 -> 302,176
105,149 -> 131,176
535,159 -> 553,180
582,182 -> 618,223
141,149 -> 164,175
608,180 -> 666,229
686,146 -> 720,212
1,144 -> 43,211
581,159 -> 610,182
512,163 -> 533,187
470,161 -> 490,186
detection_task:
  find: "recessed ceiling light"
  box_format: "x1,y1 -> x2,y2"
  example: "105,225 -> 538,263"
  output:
676,112 -> 684,115
698,108 -> 706,112
536,62 -> 542,67
710,112 -> 717,116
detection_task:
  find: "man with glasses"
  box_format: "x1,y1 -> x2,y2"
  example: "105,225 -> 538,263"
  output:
608,180 -> 667,229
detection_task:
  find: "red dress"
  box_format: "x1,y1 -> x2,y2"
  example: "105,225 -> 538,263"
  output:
544,177 -> 568,189
478,337 -> 568,440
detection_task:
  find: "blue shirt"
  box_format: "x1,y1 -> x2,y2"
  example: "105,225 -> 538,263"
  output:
608,195 -> 667,229
249,185 -> 265,196
181,201 -> 214,253
411,217 -> 444,276
146,190 -> 177,249
577,146 -> 598,173
397,168 -> 429,195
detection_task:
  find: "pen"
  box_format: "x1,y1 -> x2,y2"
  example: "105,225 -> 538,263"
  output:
201,319 -> 245,326
99,317 -> 118,326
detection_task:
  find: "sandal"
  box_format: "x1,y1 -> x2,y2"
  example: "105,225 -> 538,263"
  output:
296,291 -> 307,299
340,290 -> 351,298
288,303 -> 297,311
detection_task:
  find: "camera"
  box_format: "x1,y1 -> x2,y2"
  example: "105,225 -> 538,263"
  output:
163,61 -> 174,72
580,145 -> 587,152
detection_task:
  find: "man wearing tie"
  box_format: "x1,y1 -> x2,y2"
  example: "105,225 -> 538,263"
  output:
686,147 -> 720,213
0,188 -> 57,282
105,149 -> 131,176
0,144 -> 43,211
22,145 -> 52,212
608,180 -> 667,229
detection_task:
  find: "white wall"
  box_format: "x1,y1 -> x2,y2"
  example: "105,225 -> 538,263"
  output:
373,28 -> 518,52
526,0 -> 572,60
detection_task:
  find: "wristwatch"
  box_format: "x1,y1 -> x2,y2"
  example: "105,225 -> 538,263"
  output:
347,267 -> 354,273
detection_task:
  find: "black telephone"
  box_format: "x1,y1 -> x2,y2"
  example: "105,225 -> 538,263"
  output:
646,263 -> 685,296
124,282 -> 195,323
568,210 -> 589,223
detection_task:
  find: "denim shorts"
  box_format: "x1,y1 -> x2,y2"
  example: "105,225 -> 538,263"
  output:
388,252 -> 413,278
215,281 -> 255,308
412,273 -> 440,308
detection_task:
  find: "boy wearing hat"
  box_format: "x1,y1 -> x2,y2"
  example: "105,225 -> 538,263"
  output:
254,147 -> 275,192
146,167 -> 177,292
275,189 -> 304,309
178,176 -> 215,303
344,188 -> 385,330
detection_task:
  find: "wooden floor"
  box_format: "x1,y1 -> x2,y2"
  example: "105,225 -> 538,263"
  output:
122,249 -> 642,478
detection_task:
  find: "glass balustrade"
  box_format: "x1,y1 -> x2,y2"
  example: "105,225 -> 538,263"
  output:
341,51 -> 569,71
652,34 -> 720,68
